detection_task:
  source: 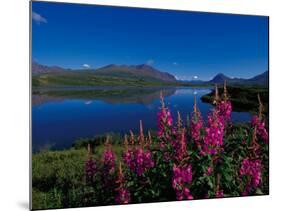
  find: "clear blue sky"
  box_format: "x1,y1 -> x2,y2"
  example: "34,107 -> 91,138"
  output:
32,1 -> 268,80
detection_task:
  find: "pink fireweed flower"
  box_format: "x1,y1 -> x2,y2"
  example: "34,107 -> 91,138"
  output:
212,82 -> 232,123
85,157 -> 97,183
157,92 -> 173,137
240,158 -> 262,194
191,110 -> 204,144
85,144 -> 97,184
157,107 -> 173,136
203,110 -> 225,155
123,147 -> 154,176
102,142 -> 117,188
191,96 -> 204,142
144,131 -> 152,149
138,120 -> 145,146
103,141 -> 116,175
204,166 -> 213,177
115,163 -> 131,204
251,115 -> 268,143
251,94 -> 268,143
136,148 -> 154,176
172,164 -> 193,200
216,100 -> 232,122
173,128 -> 187,162
216,189 -> 224,198
123,149 -> 135,171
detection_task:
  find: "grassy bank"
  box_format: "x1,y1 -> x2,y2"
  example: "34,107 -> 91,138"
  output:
32,71 -> 182,88
201,86 -> 269,114
32,121 -> 269,209
32,137 -> 124,209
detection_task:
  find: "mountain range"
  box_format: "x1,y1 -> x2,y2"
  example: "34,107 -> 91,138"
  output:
32,62 -> 268,87
92,64 -> 176,82
209,71 -> 269,86
32,62 -> 177,84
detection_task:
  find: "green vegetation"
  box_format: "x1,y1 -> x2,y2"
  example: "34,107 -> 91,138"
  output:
32,71 -> 181,87
32,149 -> 86,209
32,136 -> 126,209
32,120 -> 269,209
201,86 -> 269,115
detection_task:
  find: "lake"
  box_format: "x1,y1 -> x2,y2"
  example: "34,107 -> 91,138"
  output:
32,86 -> 252,151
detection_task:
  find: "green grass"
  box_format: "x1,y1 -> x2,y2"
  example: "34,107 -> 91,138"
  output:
32,71 -> 181,87
32,141 -> 124,210
32,148 -> 87,209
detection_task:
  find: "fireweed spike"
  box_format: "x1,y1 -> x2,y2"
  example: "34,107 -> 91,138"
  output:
177,111 -> 183,130
190,95 -> 203,145
115,162 -> 130,204
193,95 -> 197,113
139,120 -> 145,146
103,136 -> 116,175
129,130 -> 135,145
223,80 -> 228,100
85,144 -> 97,184
257,94 -> 264,119
147,131 -> 152,147
251,94 -> 268,143
124,134 -> 129,151
214,83 -> 220,104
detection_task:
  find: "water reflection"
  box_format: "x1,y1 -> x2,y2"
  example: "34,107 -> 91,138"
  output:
32,86 -> 252,151
32,86 -> 177,106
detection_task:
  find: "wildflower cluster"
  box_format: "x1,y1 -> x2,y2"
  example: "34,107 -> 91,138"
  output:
172,164 -> 193,200
115,163 -> 131,204
240,158 -> 262,195
123,147 -> 154,176
123,122 -> 154,176
216,100 -> 232,121
103,146 -> 116,175
203,109 -> 225,155
251,115 -> 268,143
190,96 -> 204,148
157,92 -> 173,138
85,144 -> 97,184
76,82 -> 269,207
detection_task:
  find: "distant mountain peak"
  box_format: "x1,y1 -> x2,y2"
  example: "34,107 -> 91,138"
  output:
216,73 -> 227,77
209,71 -> 268,86
135,64 -> 153,69
32,61 -> 68,74
95,63 -> 176,82
210,73 -> 230,83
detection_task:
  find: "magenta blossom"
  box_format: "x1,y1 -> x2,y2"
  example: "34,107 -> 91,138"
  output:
103,148 -> 116,175
85,157 -> 97,184
157,106 -> 173,137
216,100 -> 232,122
240,158 -> 262,194
203,110 -> 225,155
216,189 -> 224,198
173,129 -> 187,162
251,115 -> 268,143
123,147 -> 154,176
204,166 -> 213,177
172,164 -> 193,200
115,164 -> 131,204
191,111 -> 204,143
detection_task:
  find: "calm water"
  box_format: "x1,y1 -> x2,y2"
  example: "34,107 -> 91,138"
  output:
32,87 -> 252,151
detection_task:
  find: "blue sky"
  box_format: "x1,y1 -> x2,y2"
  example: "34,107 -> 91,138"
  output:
32,2 -> 268,80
